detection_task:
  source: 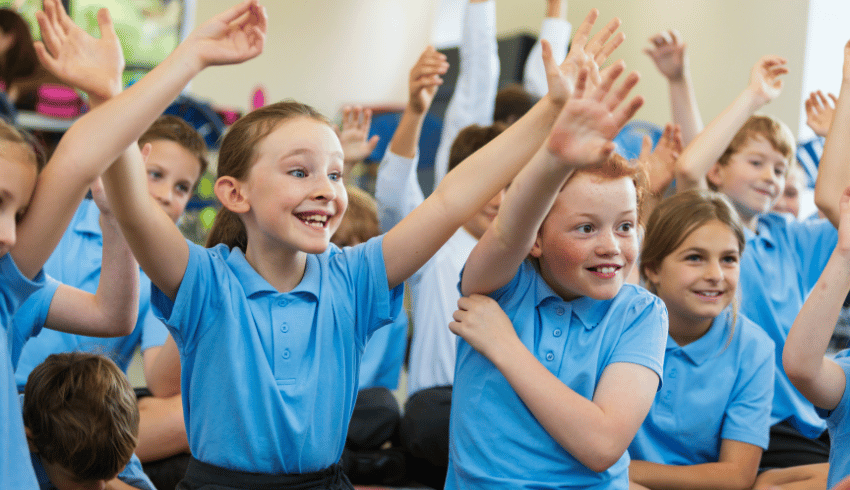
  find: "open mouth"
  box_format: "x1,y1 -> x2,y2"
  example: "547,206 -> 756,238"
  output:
295,212 -> 330,229
694,290 -> 723,300
588,265 -> 621,278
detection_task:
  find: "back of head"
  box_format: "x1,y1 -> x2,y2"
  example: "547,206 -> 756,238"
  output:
206,100 -> 331,251
23,352 -> 139,482
447,122 -> 507,174
640,189 -> 745,288
493,84 -> 534,126
139,115 -> 209,177
0,9 -> 37,87
716,114 -> 796,172
0,119 -> 44,172
331,185 -> 379,247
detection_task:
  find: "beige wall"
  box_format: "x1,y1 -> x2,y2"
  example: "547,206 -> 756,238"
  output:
188,0 -> 812,135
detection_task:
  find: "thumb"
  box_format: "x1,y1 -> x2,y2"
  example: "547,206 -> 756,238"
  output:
639,135 -> 652,159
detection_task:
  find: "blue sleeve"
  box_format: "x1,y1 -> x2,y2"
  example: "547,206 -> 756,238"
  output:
9,276 -> 60,370
0,253 -> 47,327
721,322 -> 775,449
138,274 -> 169,352
789,217 -> 838,290
116,454 -> 156,490
607,290 -> 668,387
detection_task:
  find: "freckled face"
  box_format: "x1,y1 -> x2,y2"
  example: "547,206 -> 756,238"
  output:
531,173 -> 638,301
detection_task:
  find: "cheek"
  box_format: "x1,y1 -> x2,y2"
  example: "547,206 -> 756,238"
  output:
543,235 -> 587,273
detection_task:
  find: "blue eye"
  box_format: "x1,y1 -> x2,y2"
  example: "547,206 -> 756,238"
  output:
290,169 -> 306,178
329,172 -> 342,182
722,255 -> 739,264
684,254 -> 702,262
148,170 -> 163,179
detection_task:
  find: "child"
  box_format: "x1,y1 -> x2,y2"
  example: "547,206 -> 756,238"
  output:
97,6 -> 623,488
628,190 -> 774,490
448,61 -> 660,488
22,352 -> 155,490
674,53 -> 845,470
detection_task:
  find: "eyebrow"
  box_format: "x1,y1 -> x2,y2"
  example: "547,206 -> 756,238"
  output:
680,246 -> 740,255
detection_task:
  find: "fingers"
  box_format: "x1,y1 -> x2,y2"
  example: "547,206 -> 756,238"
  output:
96,8 -> 117,40
586,17 -> 623,65
612,94 -> 645,130
639,135 -> 652,159
593,60 -> 625,102
570,9 -> 600,50
595,31 -> 625,66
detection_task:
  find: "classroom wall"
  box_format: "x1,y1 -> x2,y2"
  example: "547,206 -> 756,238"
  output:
188,1 -> 818,137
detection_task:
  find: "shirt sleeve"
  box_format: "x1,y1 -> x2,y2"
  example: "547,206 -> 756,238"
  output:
375,150 -> 424,233
608,291 -> 668,386
720,322 -> 775,449
523,17 -> 572,98
116,453 -> 157,490
789,217 -> 838,290
433,0 -> 499,185
9,275 -> 60,369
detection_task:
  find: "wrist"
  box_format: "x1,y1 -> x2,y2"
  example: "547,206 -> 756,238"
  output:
406,100 -> 426,116
740,88 -> 767,112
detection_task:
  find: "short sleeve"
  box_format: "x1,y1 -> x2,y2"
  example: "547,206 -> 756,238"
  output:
721,324 -> 775,449
8,275 -> 60,369
788,217 -> 838,290
0,253 -> 46,326
608,291 -> 668,386
117,454 -> 156,490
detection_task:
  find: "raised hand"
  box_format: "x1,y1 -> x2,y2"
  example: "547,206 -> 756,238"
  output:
408,46 -> 449,114
546,9 -> 625,105
747,55 -> 788,106
805,90 -> 837,138
34,0 -> 124,102
644,30 -> 686,81
640,123 -> 682,195
546,62 -> 644,167
185,0 -> 267,68
449,294 -> 519,362
338,105 -> 380,164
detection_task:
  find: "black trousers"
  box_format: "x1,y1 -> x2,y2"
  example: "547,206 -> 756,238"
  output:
399,385 -> 452,490
759,420 -> 831,470
177,457 -> 352,490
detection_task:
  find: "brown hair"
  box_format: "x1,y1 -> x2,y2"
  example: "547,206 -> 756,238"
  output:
0,119 -> 45,171
206,100 -> 332,251
0,9 -> 37,89
331,185 -> 379,247
493,84 -> 534,125
139,115 -> 209,179
711,115 -> 796,190
447,122 -> 507,173
23,353 -> 139,482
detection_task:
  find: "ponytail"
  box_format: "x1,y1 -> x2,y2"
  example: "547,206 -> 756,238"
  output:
205,207 -> 248,252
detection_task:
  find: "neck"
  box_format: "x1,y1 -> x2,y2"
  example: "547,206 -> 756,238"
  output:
667,312 -> 713,347
244,238 -> 307,293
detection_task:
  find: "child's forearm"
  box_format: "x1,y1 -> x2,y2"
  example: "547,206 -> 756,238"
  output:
389,106 -> 428,159
783,250 -> 850,409
462,146 -> 572,295
675,89 -> 763,192
814,78 -> 850,226
668,73 -> 703,145
144,337 -> 182,398
629,453 -> 760,490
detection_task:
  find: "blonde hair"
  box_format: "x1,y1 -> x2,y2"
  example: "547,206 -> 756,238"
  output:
331,186 -> 378,247
710,115 -> 796,190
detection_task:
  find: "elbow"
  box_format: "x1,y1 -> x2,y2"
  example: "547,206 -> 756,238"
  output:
578,439 -> 627,473
783,349 -> 815,391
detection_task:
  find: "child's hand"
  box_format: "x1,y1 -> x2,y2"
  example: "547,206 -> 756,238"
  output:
640,123 -> 682,195
546,62 -> 644,167
837,186 -> 850,258
805,90 -> 837,138
408,46 -> 449,114
643,30 -> 686,82
747,55 -> 788,106
449,294 -> 519,362
185,0 -> 267,69
338,106 -> 380,164
546,9 -> 624,106
34,0 -> 124,102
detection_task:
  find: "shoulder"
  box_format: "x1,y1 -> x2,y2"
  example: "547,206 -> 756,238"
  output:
615,284 -> 667,315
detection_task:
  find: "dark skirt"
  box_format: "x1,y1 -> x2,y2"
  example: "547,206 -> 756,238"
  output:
177,457 -> 353,490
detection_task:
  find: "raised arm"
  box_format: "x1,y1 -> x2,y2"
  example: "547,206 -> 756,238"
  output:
815,41 -> 850,227
675,55 -> 787,193
433,0 -> 499,185
644,30 -> 702,144
43,179 -> 139,337
523,0 -> 571,98
384,9 -> 626,289
639,123 -> 682,223
461,62 -> 643,295
450,294 -> 658,472
805,90 -> 837,138
783,185 -> 850,410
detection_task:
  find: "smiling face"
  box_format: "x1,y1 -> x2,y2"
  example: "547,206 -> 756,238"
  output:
0,143 -> 37,257
708,135 -> 788,224
645,220 -> 740,342
238,116 -> 347,255
531,173 -> 638,301
144,139 -> 203,223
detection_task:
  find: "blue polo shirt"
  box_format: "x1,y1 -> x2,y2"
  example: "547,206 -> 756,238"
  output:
446,260 -> 668,490
8,276 -> 59,371
1,253 -> 46,489
740,213 -> 837,437
629,309 -> 774,465
820,350 -> 850,489
12,199 -> 169,389
359,310 -> 407,390
30,452 -> 154,490
151,236 -> 403,474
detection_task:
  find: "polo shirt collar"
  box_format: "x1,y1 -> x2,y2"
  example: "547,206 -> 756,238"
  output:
535,275 -> 610,330
667,308 -> 732,365
225,246 -> 320,300
746,214 -> 777,249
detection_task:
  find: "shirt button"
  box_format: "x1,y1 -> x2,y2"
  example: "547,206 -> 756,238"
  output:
282,349 -> 291,360
277,299 -> 289,307
546,352 -> 555,362
553,329 -> 562,337
280,323 -> 289,333
555,307 -> 565,316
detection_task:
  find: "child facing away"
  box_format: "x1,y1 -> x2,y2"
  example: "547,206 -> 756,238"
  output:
674,53 -> 845,473
448,61 -> 662,489
0,0 -> 266,486
628,190 -> 775,490
22,352 -> 155,490
96,6 -> 616,490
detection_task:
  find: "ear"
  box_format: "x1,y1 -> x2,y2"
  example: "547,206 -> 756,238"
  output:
643,264 -> 660,288
707,162 -> 725,189
140,142 -> 153,163
214,176 -> 251,214
24,427 -> 37,453
530,233 -> 544,258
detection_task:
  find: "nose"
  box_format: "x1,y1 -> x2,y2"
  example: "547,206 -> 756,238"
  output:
311,174 -> 337,201
703,259 -> 724,283
595,229 -> 620,257
150,180 -> 172,206
0,214 -> 16,255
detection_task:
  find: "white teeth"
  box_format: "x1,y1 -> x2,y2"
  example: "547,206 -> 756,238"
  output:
299,214 -> 329,227
596,267 -> 616,274
698,291 -> 721,297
